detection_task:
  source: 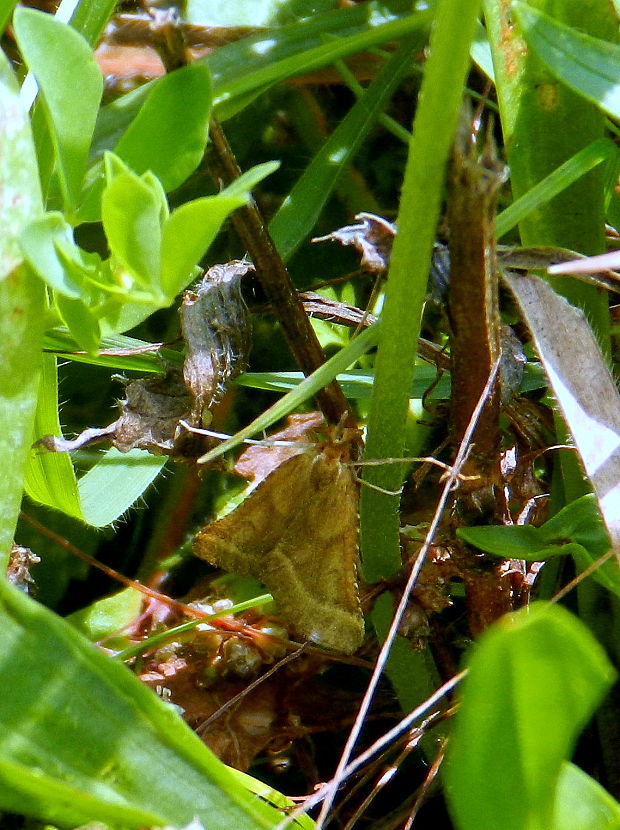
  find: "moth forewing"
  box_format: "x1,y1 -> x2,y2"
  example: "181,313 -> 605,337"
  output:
193,443 -> 364,655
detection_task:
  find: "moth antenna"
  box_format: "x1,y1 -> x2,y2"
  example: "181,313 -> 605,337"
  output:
178,420 -> 314,449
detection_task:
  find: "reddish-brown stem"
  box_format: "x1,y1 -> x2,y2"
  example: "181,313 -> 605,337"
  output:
206,116 -> 352,426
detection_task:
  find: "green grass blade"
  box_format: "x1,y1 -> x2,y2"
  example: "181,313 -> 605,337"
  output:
43,328 -> 181,372
92,1 -> 432,152
496,137 -> 617,239
69,0 -> 116,45
214,13 -> 430,115
269,39 -> 422,261
0,0 -> 16,35
197,322 -> 380,464
360,0 -> 482,582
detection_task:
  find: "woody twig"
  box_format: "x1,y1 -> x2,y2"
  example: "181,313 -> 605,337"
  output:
446,111 -> 513,634
206,116 -> 352,427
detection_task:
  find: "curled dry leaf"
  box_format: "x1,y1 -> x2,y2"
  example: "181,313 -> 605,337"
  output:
503,270 -> 620,560
36,261 -> 252,461
193,424 -> 364,654
7,544 -> 40,593
313,212 -> 395,272
180,260 -> 252,423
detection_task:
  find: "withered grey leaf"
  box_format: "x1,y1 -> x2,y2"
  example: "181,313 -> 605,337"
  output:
181,260 -> 253,422
37,261 -> 253,461
503,270 -> 620,560
8,544 -> 40,593
313,212 -> 395,272
112,367 -> 193,454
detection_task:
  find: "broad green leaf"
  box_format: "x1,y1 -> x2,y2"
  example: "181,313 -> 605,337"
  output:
269,40 -> 421,261
0,578 -> 290,827
20,212 -> 98,300
68,587 -> 143,642
458,523 -> 547,559
25,354 -> 82,521
13,7 -> 102,213
101,168 -> 163,293
78,448 -> 166,528
54,292 -> 101,355
444,603 -> 616,830
513,3 -> 620,122
553,762 -> 620,830
98,160 -> 277,334
540,494 -> 620,598
160,161 -> 279,297
0,49 -> 44,567
459,495 -> 620,598
539,493 -> 611,555
160,196 -> 243,297
81,64 -> 211,223
114,62 -> 211,191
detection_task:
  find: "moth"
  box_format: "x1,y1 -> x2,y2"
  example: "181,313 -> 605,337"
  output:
193,427 -> 364,654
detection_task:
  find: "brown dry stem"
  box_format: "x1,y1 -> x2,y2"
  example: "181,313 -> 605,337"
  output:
206,116 -> 352,427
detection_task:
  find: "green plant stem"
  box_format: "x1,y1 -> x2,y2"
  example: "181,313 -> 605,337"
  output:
0,51 -> 45,568
360,0 -> 483,582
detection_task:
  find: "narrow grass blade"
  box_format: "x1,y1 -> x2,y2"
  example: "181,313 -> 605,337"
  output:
361,0 -> 482,581
197,322 -> 380,464
269,40 -> 422,261
496,138 -> 617,239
